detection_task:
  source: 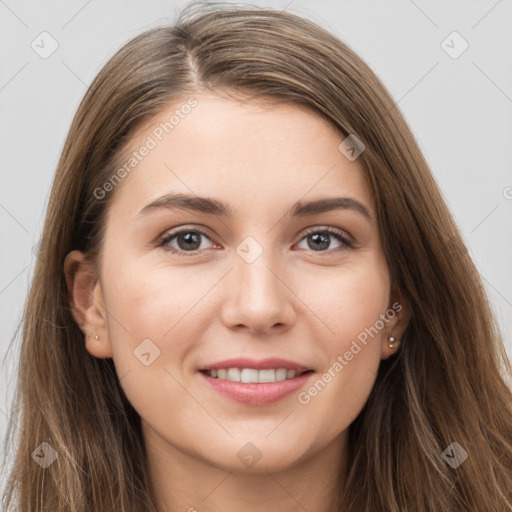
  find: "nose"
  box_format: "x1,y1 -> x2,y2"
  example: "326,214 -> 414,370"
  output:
220,246 -> 296,335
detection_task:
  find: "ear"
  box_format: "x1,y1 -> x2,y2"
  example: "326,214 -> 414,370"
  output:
64,250 -> 113,359
381,284 -> 410,360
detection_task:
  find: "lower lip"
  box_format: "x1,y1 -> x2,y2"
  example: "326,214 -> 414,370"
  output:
199,371 -> 314,406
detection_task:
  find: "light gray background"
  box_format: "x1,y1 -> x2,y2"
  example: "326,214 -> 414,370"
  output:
1,0 -> 511,485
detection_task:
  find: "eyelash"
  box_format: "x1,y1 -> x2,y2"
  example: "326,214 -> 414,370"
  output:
158,226 -> 354,257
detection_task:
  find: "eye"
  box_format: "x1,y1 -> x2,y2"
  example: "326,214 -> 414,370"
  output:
295,227 -> 353,255
158,225 -> 353,257
159,227 -> 217,255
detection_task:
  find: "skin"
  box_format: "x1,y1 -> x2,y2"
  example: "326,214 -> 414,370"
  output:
65,89 -> 409,512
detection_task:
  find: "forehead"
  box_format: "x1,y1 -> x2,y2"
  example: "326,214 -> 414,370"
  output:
106,91 -> 374,221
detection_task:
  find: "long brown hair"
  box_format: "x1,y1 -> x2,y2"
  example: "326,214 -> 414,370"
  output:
2,2 -> 512,510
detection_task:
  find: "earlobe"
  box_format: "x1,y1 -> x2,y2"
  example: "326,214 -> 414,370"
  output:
381,291 -> 410,360
381,335 -> 401,360
84,332 -> 113,359
64,250 -> 113,359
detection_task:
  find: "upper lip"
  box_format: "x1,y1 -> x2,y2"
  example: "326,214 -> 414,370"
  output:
199,357 -> 313,373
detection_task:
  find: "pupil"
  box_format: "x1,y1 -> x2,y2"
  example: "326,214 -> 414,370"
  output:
175,232 -> 331,252
179,232 -> 200,250
309,233 -> 329,251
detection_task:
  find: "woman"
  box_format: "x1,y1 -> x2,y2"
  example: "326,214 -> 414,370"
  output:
2,2 -> 512,511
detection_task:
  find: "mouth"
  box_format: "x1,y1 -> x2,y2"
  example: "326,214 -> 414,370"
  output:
197,358 -> 315,406
199,368 -> 314,383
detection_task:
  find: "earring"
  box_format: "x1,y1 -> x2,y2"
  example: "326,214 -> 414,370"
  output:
388,336 -> 398,349
85,335 -> 99,340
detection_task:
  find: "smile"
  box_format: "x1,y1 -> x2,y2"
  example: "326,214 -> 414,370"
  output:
201,368 -> 312,383
199,369 -> 314,406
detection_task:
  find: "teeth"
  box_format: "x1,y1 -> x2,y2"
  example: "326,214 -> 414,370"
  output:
258,369 -> 276,383
226,368 -> 241,382
241,368 -> 259,383
205,368 -> 300,383
275,368 -> 287,381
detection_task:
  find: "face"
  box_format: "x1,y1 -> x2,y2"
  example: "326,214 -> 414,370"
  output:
66,90 -> 408,475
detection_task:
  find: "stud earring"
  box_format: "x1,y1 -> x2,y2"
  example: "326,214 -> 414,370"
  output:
388,336 -> 398,349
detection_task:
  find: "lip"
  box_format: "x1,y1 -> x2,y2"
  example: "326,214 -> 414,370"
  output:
199,368 -> 314,407
199,357 -> 311,373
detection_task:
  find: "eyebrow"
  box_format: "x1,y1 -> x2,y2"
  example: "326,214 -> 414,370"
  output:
137,193 -> 373,222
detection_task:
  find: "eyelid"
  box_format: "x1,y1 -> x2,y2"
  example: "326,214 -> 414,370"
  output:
158,225 -> 215,249
300,225 -> 353,244
158,224 -> 355,255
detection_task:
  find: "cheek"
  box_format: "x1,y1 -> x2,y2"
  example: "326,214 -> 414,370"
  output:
295,261 -> 389,423
102,244 -> 389,379
102,249 -> 204,337
99,258 -> 198,421
305,260 -> 390,351
100,252 -> 218,379
92,242 -> 391,468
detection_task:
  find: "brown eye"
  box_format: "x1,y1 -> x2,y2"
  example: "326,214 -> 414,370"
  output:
296,227 -> 353,254
159,228 -> 215,255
